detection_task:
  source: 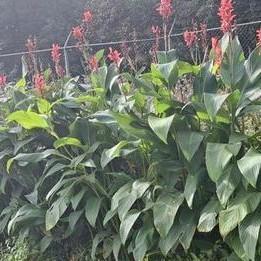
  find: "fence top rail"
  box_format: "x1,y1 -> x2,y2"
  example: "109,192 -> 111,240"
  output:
0,20 -> 260,59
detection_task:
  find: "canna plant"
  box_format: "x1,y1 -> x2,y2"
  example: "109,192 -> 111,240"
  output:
0,1 -> 260,260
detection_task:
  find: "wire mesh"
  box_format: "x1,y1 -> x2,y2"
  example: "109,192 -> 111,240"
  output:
0,21 -> 260,79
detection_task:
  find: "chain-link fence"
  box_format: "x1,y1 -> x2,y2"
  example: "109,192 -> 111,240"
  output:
0,20 -> 260,79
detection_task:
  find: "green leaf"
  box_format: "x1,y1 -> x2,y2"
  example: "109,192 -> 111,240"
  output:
153,192 -> 184,238
40,236 -> 52,253
37,99 -> 51,114
101,141 -> 129,169
198,199 -> 222,232
206,143 -> 234,182
159,221 -> 182,256
221,36 -> 245,87
204,93 -> 229,120
176,131 -> 204,161
71,190 -> 86,211
219,192 -> 261,237
7,149 -> 59,173
179,209 -> 197,250
184,169 -> 203,208
238,212 -> 261,261
148,114 -> 174,144
112,235 -> 121,261
120,210 -> 141,244
216,165 -> 241,206
54,137 -> 82,149
85,196 -> 102,227
15,78 -> 27,88
237,148 -> 261,188
69,210 -> 83,230
133,222 -> 154,261
46,198 -> 69,231
156,60 -> 178,88
8,111 -> 49,130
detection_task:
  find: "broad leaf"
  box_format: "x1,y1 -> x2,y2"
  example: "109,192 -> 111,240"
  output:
85,196 -> 102,227
153,192 -> 184,237
237,148 -> 261,188
54,137 -> 82,149
8,111 -> 49,129
148,114 -> 174,144
176,131 -> 204,161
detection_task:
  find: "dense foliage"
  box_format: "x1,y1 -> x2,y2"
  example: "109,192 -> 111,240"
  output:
0,1 -> 261,260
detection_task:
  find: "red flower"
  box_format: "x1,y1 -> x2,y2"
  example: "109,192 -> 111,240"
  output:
183,30 -> 197,48
218,0 -> 236,33
72,26 -> 84,41
108,48 -> 122,67
256,28 -> 261,47
212,37 -> 223,67
88,56 -> 99,72
33,74 -> 45,94
156,0 -> 173,20
0,74 -> 7,87
51,44 -> 62,64
83,10 -> 93,24
151,25 -> 161,35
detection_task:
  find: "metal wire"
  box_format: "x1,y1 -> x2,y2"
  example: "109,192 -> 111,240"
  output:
0,20 -> 260,59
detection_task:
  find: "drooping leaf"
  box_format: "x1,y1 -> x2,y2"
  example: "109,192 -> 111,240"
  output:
238,212 -> 261,261
120,210 -> 141,244
8,111 -> 49,130
219,192 -> 261,237
206,143 -> 234,182
204,93 -> 229,120
133,222 -> 154,261
153,192 -> 184,238
148,114 -> 174,144
198,199 -> 222,232
216,165 -> 241,206
237,148 -> 261,188
54,137 -> 82,149
69,210 -> 83,230
85,196 -> 102,227
184,169 -> 203,208
176,131 -> 204,161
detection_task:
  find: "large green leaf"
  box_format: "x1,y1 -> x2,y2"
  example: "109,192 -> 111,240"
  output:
85,196 -> 102,227
216,165 -> 241,206
237,148 -> 261,188
219,192 -> 261,237
148,114 -> 174,144
176,131 -> 204,161
197,199 -> 222,232
221,35 -> 245,88
238,212 -> 261,261
204,93 -> 229,120
133,222 -> 154,261
101,141 -> 139,169
153,192 -> 184,238
7,111 -> 49,129
54,137 -> 82,149
206,143 -> 241,182
120,210 -> 141,244
159,221 -> 182,256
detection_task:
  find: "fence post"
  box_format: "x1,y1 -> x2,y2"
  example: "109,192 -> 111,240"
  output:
63,31 -> 72,77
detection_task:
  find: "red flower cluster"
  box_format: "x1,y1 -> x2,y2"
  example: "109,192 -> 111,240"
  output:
51,44 -> 64,77
0,74 -> 7,88
51,44 -> 62,64
108,48 -> 122,67
88,56 -> 99,72
218,0 -> 236,33
34,74 -> 45,95
83,10 -> 93,24
212,37 -> 223,67
256,28 -> 261,47
72,26 -> 85,42
156,0 -> 173,20
183,30 -> 197,48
